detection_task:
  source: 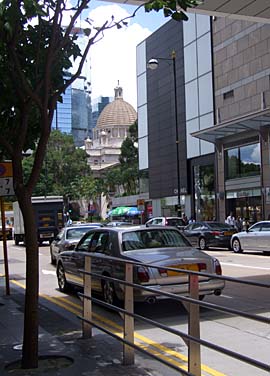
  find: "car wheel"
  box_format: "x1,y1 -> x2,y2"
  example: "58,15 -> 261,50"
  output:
50,248 -> 56,265
102,279 -> 118,306
199,237 -> 208,250
57,263 -> 70,292
232,238 -> 243,253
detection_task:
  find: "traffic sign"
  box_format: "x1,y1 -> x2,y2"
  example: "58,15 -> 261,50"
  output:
0,162 -> 14,197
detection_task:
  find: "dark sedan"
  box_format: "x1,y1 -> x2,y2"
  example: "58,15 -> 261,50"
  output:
183,221 -> 237,250
56,226 -> 225,304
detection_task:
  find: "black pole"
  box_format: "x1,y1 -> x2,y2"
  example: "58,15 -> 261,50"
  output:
172,51 -> 181,217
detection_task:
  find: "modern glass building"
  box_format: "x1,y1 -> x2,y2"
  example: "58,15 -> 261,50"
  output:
52,85 -> 72,134
137,14 -> 270,223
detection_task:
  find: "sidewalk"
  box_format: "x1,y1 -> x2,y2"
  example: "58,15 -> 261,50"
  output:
0,279 -> 166,376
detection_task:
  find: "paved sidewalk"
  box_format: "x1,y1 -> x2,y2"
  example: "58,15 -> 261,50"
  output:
0,279 -> 169,376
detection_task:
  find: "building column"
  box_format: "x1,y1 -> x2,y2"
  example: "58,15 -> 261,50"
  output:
260,128 -> 270,219
216,144 -> 226,222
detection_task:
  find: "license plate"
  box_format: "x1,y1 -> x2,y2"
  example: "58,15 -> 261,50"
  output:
40,233 -> 53,238
224,231 -> 234,236
167,264 -> 199,276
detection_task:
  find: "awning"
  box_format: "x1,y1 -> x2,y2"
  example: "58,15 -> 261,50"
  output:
191,108 -> 270,144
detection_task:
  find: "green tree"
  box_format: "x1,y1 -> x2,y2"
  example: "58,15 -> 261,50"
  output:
23,130 -> 90,197
0,0 -> 200,370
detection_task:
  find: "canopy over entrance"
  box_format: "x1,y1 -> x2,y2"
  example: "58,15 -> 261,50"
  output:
101,0 -> 270,24
191,108 -> 270,144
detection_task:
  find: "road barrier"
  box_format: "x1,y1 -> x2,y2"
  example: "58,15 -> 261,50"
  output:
78,254 -> 270,376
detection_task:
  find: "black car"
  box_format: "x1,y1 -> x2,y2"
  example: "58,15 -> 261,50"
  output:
183,221 -> 237,250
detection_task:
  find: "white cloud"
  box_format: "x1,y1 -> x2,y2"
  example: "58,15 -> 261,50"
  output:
86,5 -> 152,109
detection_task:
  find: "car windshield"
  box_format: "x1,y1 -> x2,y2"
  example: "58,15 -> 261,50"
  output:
66,227 -> 92,239
122,229 -> 190,251
207,222 -> 234,230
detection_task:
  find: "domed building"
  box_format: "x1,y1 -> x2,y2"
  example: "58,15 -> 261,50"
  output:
85,84 -> 137,177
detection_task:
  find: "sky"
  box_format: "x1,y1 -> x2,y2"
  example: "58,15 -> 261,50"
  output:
75,1 -> 168,109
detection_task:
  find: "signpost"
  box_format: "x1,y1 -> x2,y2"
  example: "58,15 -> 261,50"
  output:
0,162 -> 13,295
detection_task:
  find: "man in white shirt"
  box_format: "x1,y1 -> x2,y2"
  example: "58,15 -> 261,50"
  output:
226,212 -> 235,226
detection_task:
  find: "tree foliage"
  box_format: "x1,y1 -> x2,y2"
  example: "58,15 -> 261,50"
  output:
23,130 -> 91,197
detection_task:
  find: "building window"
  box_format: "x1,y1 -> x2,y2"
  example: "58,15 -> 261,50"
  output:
223,90 -> 234,100
225,143 -> 261,179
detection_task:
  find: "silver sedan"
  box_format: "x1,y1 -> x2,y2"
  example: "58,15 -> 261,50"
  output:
231,220 -> 270,255
56,226 -> 225,304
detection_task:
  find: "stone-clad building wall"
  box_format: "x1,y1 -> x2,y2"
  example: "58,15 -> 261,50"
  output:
213,19 -> 270,122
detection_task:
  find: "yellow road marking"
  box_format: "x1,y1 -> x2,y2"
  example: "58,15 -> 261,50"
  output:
2,276 -> 226,376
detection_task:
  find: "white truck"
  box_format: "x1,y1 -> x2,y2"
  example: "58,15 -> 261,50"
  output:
13,196 -> 64,245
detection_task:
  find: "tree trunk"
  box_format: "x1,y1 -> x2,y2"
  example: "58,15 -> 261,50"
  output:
19,193 -> 39,369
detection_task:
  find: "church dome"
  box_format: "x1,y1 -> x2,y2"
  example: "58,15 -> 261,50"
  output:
96,85 -> 137,128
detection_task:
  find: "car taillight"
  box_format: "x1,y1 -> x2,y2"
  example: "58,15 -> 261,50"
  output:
213,258 -> 222,275
137,266 -> 150,282
211,231 -> 221,236
198,263 -> 207,272
158,268 -> 168,277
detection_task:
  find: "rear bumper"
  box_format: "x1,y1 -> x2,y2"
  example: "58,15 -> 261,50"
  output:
116,279 -> 225,302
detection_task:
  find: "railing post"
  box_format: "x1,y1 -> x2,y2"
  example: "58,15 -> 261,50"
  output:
82,255 -> 92,338
188,274 -> 201,376
123,262 -> 134,365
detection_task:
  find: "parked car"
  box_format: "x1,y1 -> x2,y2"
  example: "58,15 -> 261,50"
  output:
183,221 -> 237,250
145,217 -> 186,230
56,226 -> 225,304
50,224 -> 102,265
231,220 -> 270,254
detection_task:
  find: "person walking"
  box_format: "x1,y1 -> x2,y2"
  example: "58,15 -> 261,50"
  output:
234,216 -> 243,232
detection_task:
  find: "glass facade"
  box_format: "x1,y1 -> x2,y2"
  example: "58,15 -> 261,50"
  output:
225,143 -> 261,179
52,86 -> 72,134
194,164 -> 215,220
183,13 -> 214,159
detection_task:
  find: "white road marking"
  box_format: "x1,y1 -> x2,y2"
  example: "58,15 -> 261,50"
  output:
221,262 -> 270,270
42,269 -> 56,276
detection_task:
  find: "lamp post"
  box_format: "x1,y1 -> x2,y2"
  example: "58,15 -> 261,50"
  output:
147,50 -> 181,217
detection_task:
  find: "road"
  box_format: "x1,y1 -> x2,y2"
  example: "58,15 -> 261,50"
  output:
1,241 -> 269,376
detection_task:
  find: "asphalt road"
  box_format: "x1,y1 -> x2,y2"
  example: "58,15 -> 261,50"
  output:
1,241 -> 269,376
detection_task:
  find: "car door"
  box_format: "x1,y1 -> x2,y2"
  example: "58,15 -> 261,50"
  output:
51,229 -> 64,256
257,222 -> 270,252
64,231 -> 95,287
241,223 -> 261,250
183,223 -> 202,246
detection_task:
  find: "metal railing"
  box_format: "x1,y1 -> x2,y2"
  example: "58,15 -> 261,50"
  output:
78,254 -> 270,376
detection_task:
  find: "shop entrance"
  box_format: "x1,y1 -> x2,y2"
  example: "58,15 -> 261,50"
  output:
226,196 -> 262,225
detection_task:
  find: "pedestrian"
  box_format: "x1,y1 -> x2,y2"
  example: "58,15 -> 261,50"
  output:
182,213 -> 188,225
188,216 -> 195,224
242,218 -> 250,231
234,216 -> 243,232
226,212 -> 235,226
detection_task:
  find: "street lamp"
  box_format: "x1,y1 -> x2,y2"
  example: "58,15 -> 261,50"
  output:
147,50 -> 181,217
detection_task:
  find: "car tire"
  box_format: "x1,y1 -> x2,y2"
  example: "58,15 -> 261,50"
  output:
102,278 -> 119,306
50,248 -> 56,265
14,235 -> 19,246
199,237 -> 208,250
232,238 -> 243,253
57,263 -> 70,292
